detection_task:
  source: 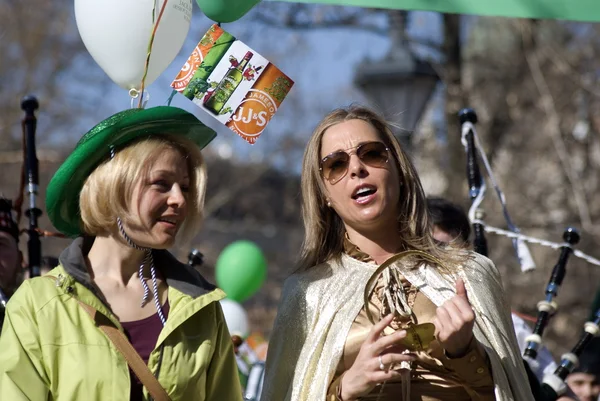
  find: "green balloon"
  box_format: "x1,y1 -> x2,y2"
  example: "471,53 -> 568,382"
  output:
196,0 -> 261,23
215,240 -> 267,302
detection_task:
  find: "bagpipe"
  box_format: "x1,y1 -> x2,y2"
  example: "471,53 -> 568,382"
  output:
21,96 -> 43,280
0,97 -> 68,313
0,97 -> 43,313
458,108 -> 600,400
524,228 -> 579,361
188,248 -> 204,268
0,286 -> 8,311
541,308 -> 600,399
0,98 -> 38,321
458,108 -> 536,270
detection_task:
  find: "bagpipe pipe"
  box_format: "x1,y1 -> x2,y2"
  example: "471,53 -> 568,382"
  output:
458,108 -> 488,257
21,96 -> 43,280
524,228 -> 580,361
0,96 -> 67,313
0,97 -> 42,311
0,283 -> 8,311
458,108 -> 600,401
524,228 -> 594,400
188,248 -> 204,268
0,97 -> 40,319
458,108 -> 535,269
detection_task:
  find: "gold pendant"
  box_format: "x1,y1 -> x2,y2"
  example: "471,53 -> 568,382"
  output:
399,322 -> 436,352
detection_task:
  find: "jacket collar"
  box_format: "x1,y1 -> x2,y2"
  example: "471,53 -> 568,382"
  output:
58,237 -> 216,301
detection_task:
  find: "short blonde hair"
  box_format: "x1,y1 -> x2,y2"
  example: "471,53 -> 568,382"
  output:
79,136 -> 207,246
299,105 -> 459,270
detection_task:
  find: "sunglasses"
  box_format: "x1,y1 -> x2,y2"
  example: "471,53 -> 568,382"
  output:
319,141 -> 390,184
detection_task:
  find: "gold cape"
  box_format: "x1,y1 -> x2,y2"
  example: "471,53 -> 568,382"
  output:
260,252 -> 535,401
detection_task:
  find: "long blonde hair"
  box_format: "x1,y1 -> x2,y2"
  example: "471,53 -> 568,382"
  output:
299,105 -> 457,270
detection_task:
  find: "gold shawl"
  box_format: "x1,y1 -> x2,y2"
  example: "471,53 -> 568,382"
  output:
260,252 -> 535,401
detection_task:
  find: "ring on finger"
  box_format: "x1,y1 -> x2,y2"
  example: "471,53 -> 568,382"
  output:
378,354 -> 385,371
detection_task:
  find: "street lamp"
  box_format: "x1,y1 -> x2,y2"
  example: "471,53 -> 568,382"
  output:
354,11 -> 439,150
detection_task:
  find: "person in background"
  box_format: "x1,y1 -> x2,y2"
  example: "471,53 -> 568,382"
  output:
426,197 -> 471,246
41,256 -> 59,274
0,197 -> 21,299
0,196 -> 21,329
558,338 -> 600,401
425,197 -> 598,401
20,256 -> 59,281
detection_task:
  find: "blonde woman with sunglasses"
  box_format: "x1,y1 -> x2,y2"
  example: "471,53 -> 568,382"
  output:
260,106 -> 533,401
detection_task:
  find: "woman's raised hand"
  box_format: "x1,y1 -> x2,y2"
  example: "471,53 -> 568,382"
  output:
340,314 -> 416,401
433,278 -> 476,358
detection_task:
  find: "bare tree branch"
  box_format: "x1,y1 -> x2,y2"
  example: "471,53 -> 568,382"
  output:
251,4 -> 443,52
203,162 -> 272,217
253,10 -> 389,36
521,21 -> 594,233
542,45 -> 600,99
0,0 -> 110,150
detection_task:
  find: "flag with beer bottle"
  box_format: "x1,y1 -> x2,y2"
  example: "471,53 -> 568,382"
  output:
172,24 -> 294,144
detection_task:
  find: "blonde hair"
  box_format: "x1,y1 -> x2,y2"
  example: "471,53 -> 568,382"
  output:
299,105 -> 459,270
79,135 -> 207,246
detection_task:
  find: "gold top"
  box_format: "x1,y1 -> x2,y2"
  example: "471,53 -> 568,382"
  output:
325,240 -> 494,400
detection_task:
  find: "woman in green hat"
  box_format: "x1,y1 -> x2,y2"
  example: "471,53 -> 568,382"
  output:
0,106 -> 243,401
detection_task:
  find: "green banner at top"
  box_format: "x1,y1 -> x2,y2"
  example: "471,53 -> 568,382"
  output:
271,0 -> 600,23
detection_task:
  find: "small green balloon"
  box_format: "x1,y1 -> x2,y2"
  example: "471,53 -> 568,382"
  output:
196,0 -> 261,23
215,240 -> 267,302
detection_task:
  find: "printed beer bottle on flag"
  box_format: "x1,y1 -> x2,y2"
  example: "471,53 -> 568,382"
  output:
205,51 -> 253,115
172,24 -> 294,144
226,64 -> 293,144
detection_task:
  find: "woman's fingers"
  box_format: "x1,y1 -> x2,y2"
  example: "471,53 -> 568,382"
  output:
370,352 -> 416,382
372,329 -> 408,354
432,316 -> 442,338
436,300 -> 474,334
344,315 -> 416,400
366,314 -> 394,343
365,351 -> 415,384
377,350 -> 417,369
368,368 -> 402,384
436,303 -> 452,328
379,344 -> 412,356
439,300 -> 465,330
455,278 -> 470,301
454,279 -> 476,318
433,281 -> 477,357
447,296 -> 475,321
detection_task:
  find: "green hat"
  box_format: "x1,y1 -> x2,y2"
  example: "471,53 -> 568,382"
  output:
46,106 -> 216,238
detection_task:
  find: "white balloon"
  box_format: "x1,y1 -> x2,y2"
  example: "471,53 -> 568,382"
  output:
220,299 -> 249,338
75,0 -> 192,90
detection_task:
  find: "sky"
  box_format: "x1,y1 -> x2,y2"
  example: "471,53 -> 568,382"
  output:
68,4 -> 447,169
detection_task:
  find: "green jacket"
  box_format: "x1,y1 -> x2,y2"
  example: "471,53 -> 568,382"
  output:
0,238 -> 243,401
